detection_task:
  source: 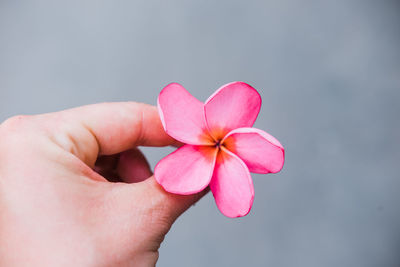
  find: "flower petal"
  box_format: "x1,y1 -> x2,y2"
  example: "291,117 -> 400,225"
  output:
210,148 -> 254,217
158,83 -> 213,145
204,82 -> 261,140
154,145 -> 218,194
222,127 -> 285,174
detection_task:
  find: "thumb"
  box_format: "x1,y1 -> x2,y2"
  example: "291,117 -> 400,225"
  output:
111,176 -> 208,234
138,177 -> 208,222
102,178 -> 207,259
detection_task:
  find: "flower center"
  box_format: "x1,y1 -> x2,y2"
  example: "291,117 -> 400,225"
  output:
215,139 -> 223,148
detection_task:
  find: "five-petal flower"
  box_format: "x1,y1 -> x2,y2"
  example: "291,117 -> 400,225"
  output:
154,82 -> 285,217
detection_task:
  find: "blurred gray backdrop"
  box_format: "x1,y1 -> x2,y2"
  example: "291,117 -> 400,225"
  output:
1,1 -> 399,266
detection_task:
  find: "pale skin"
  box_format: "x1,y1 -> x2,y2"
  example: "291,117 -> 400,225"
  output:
0,102 -> 205,266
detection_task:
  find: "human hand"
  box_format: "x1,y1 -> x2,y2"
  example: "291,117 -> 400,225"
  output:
0,102 -> 205,266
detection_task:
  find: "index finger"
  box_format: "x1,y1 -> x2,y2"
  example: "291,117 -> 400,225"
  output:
49,102 -> 179,166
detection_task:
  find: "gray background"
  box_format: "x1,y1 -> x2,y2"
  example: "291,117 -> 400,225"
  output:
1,1 -> 399,266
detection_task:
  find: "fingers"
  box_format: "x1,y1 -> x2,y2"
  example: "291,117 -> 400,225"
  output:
48,102 -> 179,166
116,149 -> 152,183
94,154 -> 121,182
94,148 -> 153,183
45,102 -> 204,231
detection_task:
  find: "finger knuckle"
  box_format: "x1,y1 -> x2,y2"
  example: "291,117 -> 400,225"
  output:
1,115 -> 32,131
0,115 -> 36,149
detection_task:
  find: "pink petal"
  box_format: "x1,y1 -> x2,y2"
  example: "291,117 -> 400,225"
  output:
204,82 -> 261,140
154,145 -> 218,194
222,127 -> 285,174
210,148 -> 254,218
158,83 -> 214,145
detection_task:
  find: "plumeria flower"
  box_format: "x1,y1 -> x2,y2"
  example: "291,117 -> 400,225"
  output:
154,82 -> 285,218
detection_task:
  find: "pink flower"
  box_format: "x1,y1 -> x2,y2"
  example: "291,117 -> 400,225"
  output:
154,82 -> 285,218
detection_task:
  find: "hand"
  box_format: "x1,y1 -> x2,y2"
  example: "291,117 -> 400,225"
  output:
0,102 -> 205,266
